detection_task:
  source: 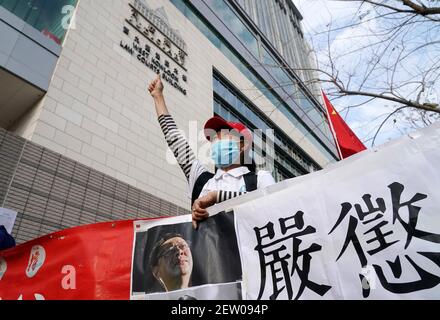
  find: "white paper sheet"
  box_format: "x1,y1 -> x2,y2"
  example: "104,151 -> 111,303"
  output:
0,208 -> 17,234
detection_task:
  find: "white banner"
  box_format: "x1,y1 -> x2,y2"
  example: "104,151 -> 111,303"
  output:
212,122 -> 440,300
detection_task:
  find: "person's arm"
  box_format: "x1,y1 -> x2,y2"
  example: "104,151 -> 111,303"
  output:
158,114 -> 196,180
148,74 -> 169,117
191,190 -> 245,228
210,170 -> 276,204
217,191 -> 245,203
148,75 -> 198,181
192,190 -> 245,210
192,171 -> 277,228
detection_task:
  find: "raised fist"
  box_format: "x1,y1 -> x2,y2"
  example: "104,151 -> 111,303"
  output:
148,74 -> 164,99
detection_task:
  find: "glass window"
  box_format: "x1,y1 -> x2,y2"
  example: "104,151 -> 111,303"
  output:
205,0 -> 260,57
171,0 -> 339,164
0,0 -> 78,45
262,47 -> 289,84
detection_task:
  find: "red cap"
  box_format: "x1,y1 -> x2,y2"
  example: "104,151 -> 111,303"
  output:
204,116 -> 253,144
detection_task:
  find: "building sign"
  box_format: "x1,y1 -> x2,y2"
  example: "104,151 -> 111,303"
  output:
120,0 -> 188,96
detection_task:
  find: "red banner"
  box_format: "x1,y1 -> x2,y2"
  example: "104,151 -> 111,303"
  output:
0,218 -> 165,300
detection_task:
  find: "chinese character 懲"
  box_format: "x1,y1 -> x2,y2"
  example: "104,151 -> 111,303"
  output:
329,182 -> 440,297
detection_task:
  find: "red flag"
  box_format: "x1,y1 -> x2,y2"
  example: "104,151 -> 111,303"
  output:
322,91 -> 366,159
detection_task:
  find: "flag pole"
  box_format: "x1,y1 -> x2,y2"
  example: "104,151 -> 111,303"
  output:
322,90 -> 343,160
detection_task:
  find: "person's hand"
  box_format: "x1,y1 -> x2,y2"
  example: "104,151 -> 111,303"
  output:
192,191 -> 218,229
148,74 -> 164,99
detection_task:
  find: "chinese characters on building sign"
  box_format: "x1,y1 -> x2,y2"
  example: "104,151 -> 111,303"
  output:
120,0 -> 188,95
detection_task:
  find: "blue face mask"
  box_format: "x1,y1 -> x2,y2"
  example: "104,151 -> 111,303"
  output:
211,140 -> 240,168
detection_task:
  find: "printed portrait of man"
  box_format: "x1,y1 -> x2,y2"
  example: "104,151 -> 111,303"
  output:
131,211 -> 243,299
149,233 -> 193,291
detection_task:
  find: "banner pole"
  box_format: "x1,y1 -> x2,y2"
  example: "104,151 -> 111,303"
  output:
322,90 -> 343,160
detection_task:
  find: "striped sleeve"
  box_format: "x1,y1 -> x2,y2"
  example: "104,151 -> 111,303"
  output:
216,190 -> 246,203
158,114 -> 195,181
